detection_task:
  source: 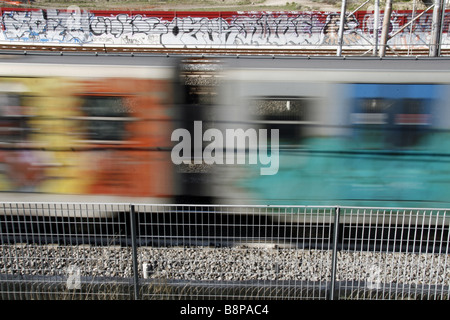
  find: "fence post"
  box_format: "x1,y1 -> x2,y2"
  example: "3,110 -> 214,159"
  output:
130,204 -> 140,300
329,206 -> 340,300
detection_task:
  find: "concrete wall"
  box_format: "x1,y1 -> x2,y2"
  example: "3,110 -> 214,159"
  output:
1,8 -> 448,48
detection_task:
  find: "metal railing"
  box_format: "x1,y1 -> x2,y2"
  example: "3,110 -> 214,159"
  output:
0,203 -> 449,300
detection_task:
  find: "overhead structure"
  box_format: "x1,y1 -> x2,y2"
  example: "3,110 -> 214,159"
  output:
376,0 -> 445,57
334,0 -> 447,57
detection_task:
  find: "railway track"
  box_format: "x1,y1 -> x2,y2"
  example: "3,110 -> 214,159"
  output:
1,43 -> 450,57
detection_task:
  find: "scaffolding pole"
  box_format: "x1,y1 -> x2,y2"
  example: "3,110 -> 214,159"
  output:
429,0 -> 445,57
379,0 -> 393,57
337,0 -> 347,56
373,0 -> 380,56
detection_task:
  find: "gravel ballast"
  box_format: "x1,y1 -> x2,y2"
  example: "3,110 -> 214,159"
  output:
1,243 -> 449,287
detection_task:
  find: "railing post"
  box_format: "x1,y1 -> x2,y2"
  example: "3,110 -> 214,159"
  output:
130,204 -> 140,300
329,206 -> 340,300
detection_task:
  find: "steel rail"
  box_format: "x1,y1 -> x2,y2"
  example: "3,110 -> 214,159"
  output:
1,43 -> 450,57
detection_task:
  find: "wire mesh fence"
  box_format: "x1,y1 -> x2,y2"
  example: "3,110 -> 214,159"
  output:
0,203 -> 449,300
135,205 -> 335,300
0,203 -> 134,300
336,207 -> 450,300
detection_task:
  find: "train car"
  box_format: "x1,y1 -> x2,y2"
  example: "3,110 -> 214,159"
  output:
0,54 -> 176,215
207,57 -> 450,209
2,54 -> 450,211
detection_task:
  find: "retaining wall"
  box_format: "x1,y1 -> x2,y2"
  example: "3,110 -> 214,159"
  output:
0,7 -> 449,48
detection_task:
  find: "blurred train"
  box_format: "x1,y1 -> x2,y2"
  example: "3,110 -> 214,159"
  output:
1,53 -> 450,211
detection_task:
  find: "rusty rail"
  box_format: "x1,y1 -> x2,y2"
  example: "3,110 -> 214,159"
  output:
1,43 -> 449,57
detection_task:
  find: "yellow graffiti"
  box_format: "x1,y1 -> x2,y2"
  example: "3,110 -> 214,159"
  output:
0,77 -> 91,194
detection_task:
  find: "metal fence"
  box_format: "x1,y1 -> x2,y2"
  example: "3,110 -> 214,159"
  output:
0,203 -> 449,300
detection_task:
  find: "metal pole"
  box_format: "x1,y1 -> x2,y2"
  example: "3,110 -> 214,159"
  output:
438,0 -> 447,56
389,5 -> 435,40
379,0 -> 393,57
329,206 -> 340,300
337,0 -> 347,56
373,0 -> 380,55
348,0 -> 371,17
408,0 -> 418,55
430,0 -> 444,56
130,204 -> 140,300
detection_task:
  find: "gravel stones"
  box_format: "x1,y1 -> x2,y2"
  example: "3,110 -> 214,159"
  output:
1,244 -> 449,287
140,246 -> 331,282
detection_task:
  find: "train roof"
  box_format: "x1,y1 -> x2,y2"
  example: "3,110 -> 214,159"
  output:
219,56 -> 450,72
0,52 -> 177,78
2,51 -> 450,69
1,52 -> 450,80
0,51 -> 177,66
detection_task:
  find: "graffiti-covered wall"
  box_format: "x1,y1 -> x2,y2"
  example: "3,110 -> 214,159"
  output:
0,7 -> 449,48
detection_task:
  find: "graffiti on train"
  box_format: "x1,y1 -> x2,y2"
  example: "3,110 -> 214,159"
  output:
0,8 -> 448,47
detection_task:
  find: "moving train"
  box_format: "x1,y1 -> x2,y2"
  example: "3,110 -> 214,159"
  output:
1,53 -> 450,211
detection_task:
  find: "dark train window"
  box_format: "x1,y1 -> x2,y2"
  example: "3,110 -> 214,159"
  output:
351,98 -> 393,149
0,93 -> 30,144
352,97 -> 431,149
80,96 -> 130,142
392,98 -> 431,148
251,97 -> 310,145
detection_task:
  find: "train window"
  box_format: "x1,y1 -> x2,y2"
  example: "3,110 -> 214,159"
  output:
251,97 -> 310,145
80,96 -> 130,142
352,98 -> 393,149
81,96 -> 127,117
0,93 -> 30,144
391,98 -> 431,148
352,97 -> 431,149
